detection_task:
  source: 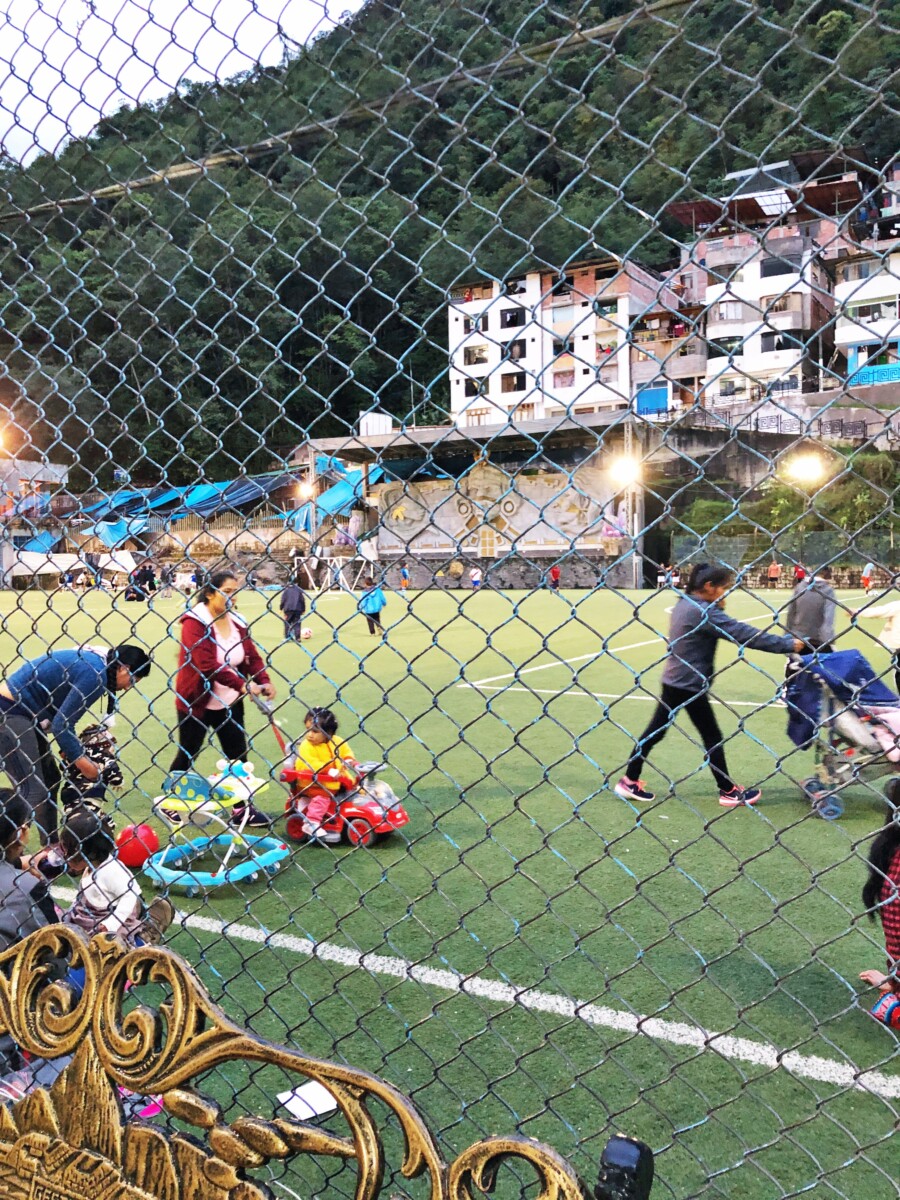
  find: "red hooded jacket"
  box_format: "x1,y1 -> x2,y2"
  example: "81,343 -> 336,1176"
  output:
174,605 -> 270,717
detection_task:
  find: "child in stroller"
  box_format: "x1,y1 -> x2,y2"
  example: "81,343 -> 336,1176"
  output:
281,707 -> 409,846
785,649 -> 900,819
60,723 -> 123,812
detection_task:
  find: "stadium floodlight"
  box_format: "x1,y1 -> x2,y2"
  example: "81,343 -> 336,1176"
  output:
783,451 -> 830,486
608,456 -> 642,488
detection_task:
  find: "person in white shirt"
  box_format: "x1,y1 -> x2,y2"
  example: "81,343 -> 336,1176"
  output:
470,566 -> 483,590
854,594 -> 900,692
59,808 -> 172,946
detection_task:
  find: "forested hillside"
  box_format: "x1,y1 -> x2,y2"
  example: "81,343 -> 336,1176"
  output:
0,0 -> 897,482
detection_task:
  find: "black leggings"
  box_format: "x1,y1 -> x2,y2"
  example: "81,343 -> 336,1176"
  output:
365,614 -> 383,634
170,700 -> 248,775
626,684 -> 733,793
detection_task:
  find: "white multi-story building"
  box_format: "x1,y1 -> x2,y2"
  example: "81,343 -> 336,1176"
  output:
447,259 -> 683,427
699,232 -> 834,405
834,246 -> 900,388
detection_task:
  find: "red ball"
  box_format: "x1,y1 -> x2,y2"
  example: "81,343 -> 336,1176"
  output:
116,823 -> 160,868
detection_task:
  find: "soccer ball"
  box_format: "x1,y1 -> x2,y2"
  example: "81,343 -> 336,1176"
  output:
300,627 -> 313,640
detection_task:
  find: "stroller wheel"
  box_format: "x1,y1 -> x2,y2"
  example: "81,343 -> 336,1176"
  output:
813,793 -> 844,821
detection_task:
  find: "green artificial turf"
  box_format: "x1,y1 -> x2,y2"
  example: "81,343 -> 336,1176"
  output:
4,584 -> 898,1199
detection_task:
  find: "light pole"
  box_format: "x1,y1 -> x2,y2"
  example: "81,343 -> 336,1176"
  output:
608,455 -> 643,590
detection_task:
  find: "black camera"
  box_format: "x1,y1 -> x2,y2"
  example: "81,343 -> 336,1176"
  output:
596,1136 -> 654,1200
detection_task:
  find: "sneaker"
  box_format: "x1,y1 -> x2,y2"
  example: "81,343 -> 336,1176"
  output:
614,777 -> 655,803
231,802 -> 273,829
718,786 -> 762,808
159,806 -> 183,827
143,897 -> 175,945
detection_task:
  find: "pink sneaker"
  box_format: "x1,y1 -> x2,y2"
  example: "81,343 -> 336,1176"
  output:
719,786 -> 761,808
615,777 -> 655,803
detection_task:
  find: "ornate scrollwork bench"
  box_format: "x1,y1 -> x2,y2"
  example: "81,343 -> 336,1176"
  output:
0,926 -> 652,1200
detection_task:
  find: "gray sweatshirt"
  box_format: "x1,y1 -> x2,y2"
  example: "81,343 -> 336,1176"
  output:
662,594 -> 795,692
785,578 -> 837,646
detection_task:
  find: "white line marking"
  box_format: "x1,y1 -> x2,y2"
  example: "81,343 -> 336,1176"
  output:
163,911 -> 898,1101
475,685 -> 786,709
463,615 -> 777,689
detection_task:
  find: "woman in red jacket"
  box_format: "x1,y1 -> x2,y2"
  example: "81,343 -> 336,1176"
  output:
170,571 -> 276,825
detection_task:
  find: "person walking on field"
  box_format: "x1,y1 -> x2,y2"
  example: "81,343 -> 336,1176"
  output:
767,560 -> 782,589
280,576 -> 307,640
399,562 -> 410,591
786,566 -> 837,653
861,561 -> 876,593
853,591 -> 900,693
615,563 -> 804,808
359,577 -> 387,635
548,564 -> 562,591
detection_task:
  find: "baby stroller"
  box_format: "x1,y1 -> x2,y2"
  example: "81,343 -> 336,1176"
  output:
784,649 -> 900,819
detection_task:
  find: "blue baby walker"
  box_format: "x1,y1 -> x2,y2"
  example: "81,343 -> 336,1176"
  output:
144,766 -> 289,896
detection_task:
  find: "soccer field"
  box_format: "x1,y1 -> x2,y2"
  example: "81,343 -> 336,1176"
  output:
4,584 -> 898,1199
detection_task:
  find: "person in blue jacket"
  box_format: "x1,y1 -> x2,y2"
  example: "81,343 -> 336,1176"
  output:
0,645 -> 151,844
359,577 -> 387,635
615,563 -> 804,808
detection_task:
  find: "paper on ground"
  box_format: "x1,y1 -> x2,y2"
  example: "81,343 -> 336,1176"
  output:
277,1079 -> 338,1119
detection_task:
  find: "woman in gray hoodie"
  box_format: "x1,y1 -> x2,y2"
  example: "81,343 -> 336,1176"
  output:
615,563 -> 803,808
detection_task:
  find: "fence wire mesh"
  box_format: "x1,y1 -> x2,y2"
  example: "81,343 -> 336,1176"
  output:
0,0 -> 899,1196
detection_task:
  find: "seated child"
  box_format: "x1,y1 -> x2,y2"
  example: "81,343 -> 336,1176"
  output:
292,707 -> 359,842
59,808 -> 173,947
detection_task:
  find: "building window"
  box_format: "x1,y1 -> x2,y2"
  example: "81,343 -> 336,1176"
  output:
596,341 -> 616,360
512,402 -> 536,421
465,408 -> 491,426
594,300 -> 617,319
553,338 -> 572,356
839,259 -> 878,283
463,314 -> 488,334
463,344 -> 489,366
709,262 -> 744,284
719,379 -> 747,397
760,254 -> 802,278
716,301 -> 743,321
505,278 -> 527,296
761,331 -> 802,353
677,340 -> 700,357
858,342 -> 900,367
452,283 -> 493,302
595,264 -> 617,281
464,379 -> 483,398
500,307 -> 526,329
501,372 -> 527,393
551,304 -> 574,326
762,293 -> 801,314
707,336 -> 743,359
553,370 -> 575,388
848,298 -> 898,322
767,375 -> 800,394
507,339 -> 527,361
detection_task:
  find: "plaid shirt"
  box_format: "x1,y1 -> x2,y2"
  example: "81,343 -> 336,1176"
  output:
880,846 -> 900,992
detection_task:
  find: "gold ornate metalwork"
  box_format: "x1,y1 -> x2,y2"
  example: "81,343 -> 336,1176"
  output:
0,926 -> 592,1200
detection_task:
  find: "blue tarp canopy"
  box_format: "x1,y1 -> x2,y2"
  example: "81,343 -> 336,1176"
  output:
84,518 -> 149,547
21,530 -> 59,553
283,468 -> 383,530
316,455 -> 348,477
78,473 -> 297,523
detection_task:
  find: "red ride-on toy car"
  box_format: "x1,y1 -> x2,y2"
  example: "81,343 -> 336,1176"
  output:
280,761 -> 410,847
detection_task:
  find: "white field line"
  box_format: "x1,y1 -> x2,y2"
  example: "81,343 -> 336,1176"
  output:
462,595 -> 870,693
462,615 -> 774,690
49,903 -> 899,1103
163,910 -> 896,1101
475,685 -> 785,709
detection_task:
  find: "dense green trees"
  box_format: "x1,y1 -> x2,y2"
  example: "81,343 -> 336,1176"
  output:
0,0 -> 897,484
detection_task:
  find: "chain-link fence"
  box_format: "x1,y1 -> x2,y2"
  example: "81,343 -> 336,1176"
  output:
0,0 -> 898,1196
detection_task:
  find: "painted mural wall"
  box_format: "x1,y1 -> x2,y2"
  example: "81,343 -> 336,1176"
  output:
374,460 -> 629,558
